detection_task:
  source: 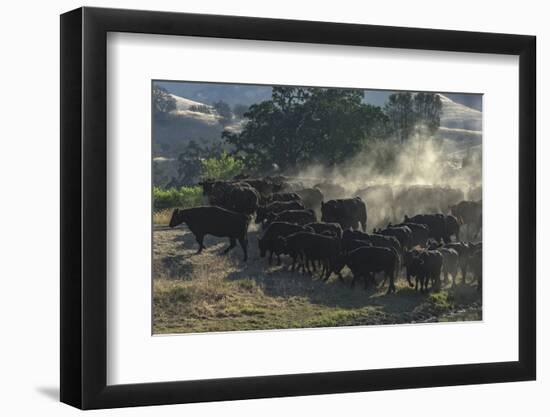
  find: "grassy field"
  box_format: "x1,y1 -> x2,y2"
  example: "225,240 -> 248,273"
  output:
153,224 -> 481,334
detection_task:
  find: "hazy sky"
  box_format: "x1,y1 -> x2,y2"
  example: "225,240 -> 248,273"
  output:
156,81 -> 482,111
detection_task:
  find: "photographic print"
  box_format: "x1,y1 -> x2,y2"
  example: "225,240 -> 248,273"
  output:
152,81 -> 482,335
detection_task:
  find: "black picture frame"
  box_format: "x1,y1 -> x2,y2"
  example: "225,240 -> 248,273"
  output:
60,6 -> 536,410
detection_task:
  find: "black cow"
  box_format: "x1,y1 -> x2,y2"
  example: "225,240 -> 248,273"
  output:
258,222 -> 312,265
277,231 -> 342,280
169,206 -> 250,261
389,222 -> 430,247
468,247 -> 482,292
450,200 -> 482,240
405,249 -> 443,292
393,185 -> 464,219
305,222 -> 343,239
442,242 -> 473,283
437,247 -> 459,287
267,209 -> 316,227
342,238 -> 372,253
404,213 -> 451,243
345,246 -> 399,293
295,188 -> 324,211
270,192 -> 302,202
445,214 -> 461,242
374,225 -> 412,250
200,180 -> 260,215
241,178 -> 276,200
256,200 -> 305,224
321,197 -> 367,231
343,230 -> 402,257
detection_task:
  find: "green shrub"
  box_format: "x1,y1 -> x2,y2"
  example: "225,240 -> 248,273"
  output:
153,185 -> 203,209
200,151 -> 244,180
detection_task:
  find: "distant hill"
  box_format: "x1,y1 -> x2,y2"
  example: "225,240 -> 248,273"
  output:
155,82 -> 272,107
153,94 -> 237,156
443,93 -> 482,111
438,94 -> 482,131
153,92 -> 482,158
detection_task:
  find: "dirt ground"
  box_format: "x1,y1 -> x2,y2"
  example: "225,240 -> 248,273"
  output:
153,223 -> 482,334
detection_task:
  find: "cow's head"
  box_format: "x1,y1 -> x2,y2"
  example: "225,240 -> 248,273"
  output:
168,208 -> 180,228
168,208 -> 187,228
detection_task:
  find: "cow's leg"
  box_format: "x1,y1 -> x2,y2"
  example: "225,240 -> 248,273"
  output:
386,270 -> 395,294
277,254 -> 281,265
311,258 -> 318,276
237,237 -> 248,262
379,271 -> 388,288
298,254 -> 306,274
305,257 -> 312,275
195,234 -> 205,254
268,250 -> 273,265
437,272 -> 442,289
311,258 -> 317,275
322,261 -> 330,281
224,237 -> 237,254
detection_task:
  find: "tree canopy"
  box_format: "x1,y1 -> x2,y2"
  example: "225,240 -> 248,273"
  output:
153,85 -> 176,120
385,92 -> 442,142
222,86 -> 390,171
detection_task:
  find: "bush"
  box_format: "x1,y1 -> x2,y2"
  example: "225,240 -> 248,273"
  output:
153,186 -> 203,209
188,104 -> 212,114
200,151 -> 244,180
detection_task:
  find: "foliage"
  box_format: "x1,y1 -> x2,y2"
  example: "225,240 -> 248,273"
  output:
385,92 -> 442,142
213,100 -> 232,126
152,85 -> 176,121
384,92 -> 416,143
153,186 -> 203,209
223,86 -> 390,171
200,151 -> 244,180
413,92 -> 442,135
160,141 -> 225,188
171,140 -> 210,187
188,104 -> 212,114
232,103 -> 250,119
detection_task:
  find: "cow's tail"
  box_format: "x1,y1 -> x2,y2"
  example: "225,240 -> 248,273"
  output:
360,203 -> 367,232
243,213 -> 253,232
393,251 -> 401,291
395,249 -> 402,282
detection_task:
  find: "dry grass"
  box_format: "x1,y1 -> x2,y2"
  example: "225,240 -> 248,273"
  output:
152,226 -> 482,334
153,209 -> 173,226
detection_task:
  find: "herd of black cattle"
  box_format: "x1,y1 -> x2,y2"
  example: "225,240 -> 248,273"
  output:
168,176 -> 483,295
